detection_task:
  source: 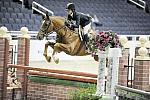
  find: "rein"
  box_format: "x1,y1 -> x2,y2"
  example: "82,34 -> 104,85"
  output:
46,25 -> 66,36
45,25 -> 66,41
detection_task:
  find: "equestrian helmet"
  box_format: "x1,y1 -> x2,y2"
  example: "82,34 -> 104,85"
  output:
66,3 -> 75,11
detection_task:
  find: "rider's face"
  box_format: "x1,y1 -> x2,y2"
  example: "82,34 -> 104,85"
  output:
67,9 -> 73,15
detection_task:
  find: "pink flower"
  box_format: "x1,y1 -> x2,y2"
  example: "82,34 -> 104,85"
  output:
95,31 -> 121,51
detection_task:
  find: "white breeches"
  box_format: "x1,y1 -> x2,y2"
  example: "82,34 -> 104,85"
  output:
83,22 -> 91,35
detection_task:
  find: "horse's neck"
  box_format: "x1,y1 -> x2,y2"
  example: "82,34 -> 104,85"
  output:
50,16 -> 77,38
50,16 -> 64,28
50,17 -> 67,35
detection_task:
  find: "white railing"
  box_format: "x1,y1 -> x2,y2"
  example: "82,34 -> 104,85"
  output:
120,34 -> 150,41
7,30 -> 150,41
32,1 -> 54,16
116,85 -> 150,99
7,31 -> 56,40
6,29 -> 150,61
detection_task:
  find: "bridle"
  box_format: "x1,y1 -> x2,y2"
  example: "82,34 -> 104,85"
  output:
39,19 -> 52,37
39,19 -> 66,39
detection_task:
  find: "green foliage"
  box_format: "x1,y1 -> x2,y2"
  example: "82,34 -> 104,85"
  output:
68,84 -> 101,100
28,75 -> 96,88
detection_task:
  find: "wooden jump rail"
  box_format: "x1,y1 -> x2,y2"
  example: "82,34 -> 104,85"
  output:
8,64 -> 97,83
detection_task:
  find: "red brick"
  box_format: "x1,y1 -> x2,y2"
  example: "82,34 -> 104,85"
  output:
133,60 -> 150,91
118,48 -> 129,86
27,81 -> 79,99
0,38 -> 9,100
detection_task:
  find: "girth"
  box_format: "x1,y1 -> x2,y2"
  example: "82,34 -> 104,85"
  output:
74,41 -> 85,55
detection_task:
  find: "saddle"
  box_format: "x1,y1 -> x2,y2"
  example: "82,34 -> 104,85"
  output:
65,20 -> 91,46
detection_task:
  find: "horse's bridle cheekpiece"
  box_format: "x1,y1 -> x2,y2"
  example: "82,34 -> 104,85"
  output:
40,19 -> 52,37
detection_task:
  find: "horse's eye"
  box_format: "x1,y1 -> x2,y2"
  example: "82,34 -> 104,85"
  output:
44,23 -> 48,27
45,24 -> 47,26
45,22 -> 49,26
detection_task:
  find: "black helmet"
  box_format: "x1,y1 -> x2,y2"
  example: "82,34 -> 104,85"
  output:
66,3 -> 75,11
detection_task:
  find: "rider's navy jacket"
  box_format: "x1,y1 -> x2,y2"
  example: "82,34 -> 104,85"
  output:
67,12 -> 91,28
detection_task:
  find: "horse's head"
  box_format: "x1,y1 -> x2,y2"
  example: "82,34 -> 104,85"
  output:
37,14 -> 54,40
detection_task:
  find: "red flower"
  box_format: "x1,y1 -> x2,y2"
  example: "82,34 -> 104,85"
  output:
96,31 -> 121,51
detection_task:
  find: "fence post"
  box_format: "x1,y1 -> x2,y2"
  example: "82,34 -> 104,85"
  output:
106,48 -> 122,97
118,48 -> 129,86
133,36 -> 150,91
17,27 -> 30,66
118,36 -> 129,86
134,59 -> 150,91
95,51 -> 107,96
0,26 -> 11,100
17,27 -> 30,100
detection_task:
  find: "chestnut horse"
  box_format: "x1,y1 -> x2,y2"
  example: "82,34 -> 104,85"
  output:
37,14 -> 96,63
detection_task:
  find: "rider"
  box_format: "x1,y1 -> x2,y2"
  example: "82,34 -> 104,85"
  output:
65,3 -> 92,42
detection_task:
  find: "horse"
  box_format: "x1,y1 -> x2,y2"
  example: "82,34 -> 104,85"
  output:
37,14 -> 97,63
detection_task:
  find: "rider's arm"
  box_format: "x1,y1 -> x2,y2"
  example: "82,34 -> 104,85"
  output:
71,15 -> 80,28
65,15 -> 72,27
67,15 -> 72,21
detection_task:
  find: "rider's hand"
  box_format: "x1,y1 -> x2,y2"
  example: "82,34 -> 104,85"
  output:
65,21 -> 73,28
69,24 -> 73,28
65,21 -> 69,26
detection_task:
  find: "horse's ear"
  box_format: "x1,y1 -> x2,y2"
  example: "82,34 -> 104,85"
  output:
42,14 -> 45,20
46,11 -> 49,20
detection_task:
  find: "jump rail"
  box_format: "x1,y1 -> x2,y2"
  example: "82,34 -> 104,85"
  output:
8,64 -> 97,83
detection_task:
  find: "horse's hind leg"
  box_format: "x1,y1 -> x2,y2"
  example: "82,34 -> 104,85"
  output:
43,42 -> 48,56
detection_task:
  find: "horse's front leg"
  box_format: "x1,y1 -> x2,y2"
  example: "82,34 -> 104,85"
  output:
52,43 -> 71,64
43,42 -> 51,62
43,42 -> 55,62
43,42 -> 49,56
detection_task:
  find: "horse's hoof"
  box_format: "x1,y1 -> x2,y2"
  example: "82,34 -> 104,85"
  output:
93,55 -> 98,61
54,59 -> 59,64
43,53 -> 47,57
47,56 -> 51,62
